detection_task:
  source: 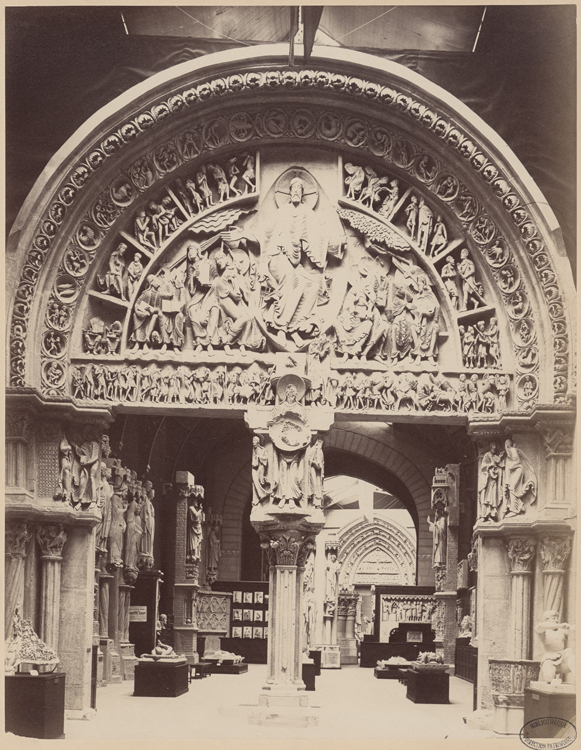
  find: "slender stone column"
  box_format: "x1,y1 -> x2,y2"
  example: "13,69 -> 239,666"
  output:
506,537 -> 537,659
539,537 -> 572,615
537,424 -> 574,516
5,521 -> 32,639
36,523 -> 68,651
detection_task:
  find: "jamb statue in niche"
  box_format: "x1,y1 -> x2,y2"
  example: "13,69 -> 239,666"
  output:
186,495 -> 204,564
427,506 -> 447,568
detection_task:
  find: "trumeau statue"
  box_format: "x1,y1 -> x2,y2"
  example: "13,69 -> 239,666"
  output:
186,495 -> 204,564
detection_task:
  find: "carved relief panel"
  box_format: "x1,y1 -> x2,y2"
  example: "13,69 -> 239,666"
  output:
14,66 -> 567,411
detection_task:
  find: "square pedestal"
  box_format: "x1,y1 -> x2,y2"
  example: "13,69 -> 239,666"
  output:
309,649 -> 322,675
406,669 -> 450,704
320,644 -> 341,669
524,686 -> 576,736
208,662 -> 248,675
302,662 -> 316,691
375,666 -> 407,680
5,672 -> 66,739
133,660 -> 189,697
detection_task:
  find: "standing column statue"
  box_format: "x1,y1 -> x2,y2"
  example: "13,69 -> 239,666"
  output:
478,441 -> 505,521
325,551 -> 340,603
186,496 -> 204,564
139,481 -> 156,569
427,506 -> 447,568
503,438 -> 537,517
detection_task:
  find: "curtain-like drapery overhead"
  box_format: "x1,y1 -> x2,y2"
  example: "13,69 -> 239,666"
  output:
5,5 -> 576,273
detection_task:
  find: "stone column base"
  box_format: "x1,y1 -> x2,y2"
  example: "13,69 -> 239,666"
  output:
173,626 -> 199,664
119,642 -> 137,680
249,689 -> 318,727
339,638 -> 358,665
108,646 -> 123,684
99,638 -> 114,685
320,644 -> 341,669
492,694 -> 524,735
96,644 -> 104,686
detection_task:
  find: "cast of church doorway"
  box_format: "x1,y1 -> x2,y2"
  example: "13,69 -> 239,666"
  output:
240,472 -> 417,652
319,476 -> 416,648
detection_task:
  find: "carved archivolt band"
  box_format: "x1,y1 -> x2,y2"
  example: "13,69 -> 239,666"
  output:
9,63 -> 570,405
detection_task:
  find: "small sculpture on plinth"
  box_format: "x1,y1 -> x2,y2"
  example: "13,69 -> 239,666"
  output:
534,611 -> 575,687
5,608 -> 60,675
140,639 -> 184,662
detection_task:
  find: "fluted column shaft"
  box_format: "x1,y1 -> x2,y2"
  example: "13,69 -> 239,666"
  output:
5,522 -> 32,640
539,537 -> 572,616
36,524 -> 68,652
506,537 -> 536,659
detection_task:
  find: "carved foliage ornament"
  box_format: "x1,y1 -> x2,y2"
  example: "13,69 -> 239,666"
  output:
538,425 -> 574,457
6,522 -> 33,558
539,537 -> 571,571
36,523 -> 68,558
9,68 -> 567,405
506,537 -> 536,573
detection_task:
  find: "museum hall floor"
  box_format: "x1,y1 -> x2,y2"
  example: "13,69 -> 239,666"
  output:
63,665 -> 493,741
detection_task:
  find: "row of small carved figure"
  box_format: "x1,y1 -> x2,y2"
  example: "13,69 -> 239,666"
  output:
70,363 -> 510,414
381,597 -> 437,622
314,371 -> 510,414
71,362 -> 277,406
459,319 -> 500,369
132,157 -> 257,253
345,164 -> 450,256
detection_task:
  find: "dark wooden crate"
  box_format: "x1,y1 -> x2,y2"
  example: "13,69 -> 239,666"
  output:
5,672 -> 66,739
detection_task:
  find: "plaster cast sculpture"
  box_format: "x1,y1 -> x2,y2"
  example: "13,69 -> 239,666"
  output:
478,441 -> 504,522
251,436 -> 271,505
96,464 -> 114,554
503,438 -> 537,517
427,506 -> 447,568
206,523 -> 221,582
204,650 -> 244,665
458,248 -> 485,310
440,256 -> 459,309
4,608 -> 60,675
459,615 -> 473,637
139,480 -> 155,568
535,611 -> 575,686
108,490 -> 127,566
186,496 -> 204,564
129,275 -> 162,353
97,243 -> 127,299
325,552 -> 340,603
140,639 -> 184,661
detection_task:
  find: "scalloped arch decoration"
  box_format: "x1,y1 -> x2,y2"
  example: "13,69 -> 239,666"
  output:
7,45 -> 574,409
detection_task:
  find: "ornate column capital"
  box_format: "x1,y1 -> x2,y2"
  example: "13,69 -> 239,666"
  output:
259,528 -> 317,567
36,523 -> 68,559
539,537 -> 571,572
506,537 -> 536,573
6,521 -> 32,558
6,411 -> 34,441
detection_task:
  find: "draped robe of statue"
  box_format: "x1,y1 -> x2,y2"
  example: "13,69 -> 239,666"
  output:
96,466 -> 114,552
504,439 -> 537,516
71,436 -> 100,508
260,176 -> 343,335
124,497 -> 142,570
187,500 -> 204,563
139,486 -> 156,563
428,509 -> 447,567
108,492 -> 126,566
479,443 -> 504,521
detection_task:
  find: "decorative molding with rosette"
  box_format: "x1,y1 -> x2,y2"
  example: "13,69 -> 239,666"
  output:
7,47 -> 573,411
